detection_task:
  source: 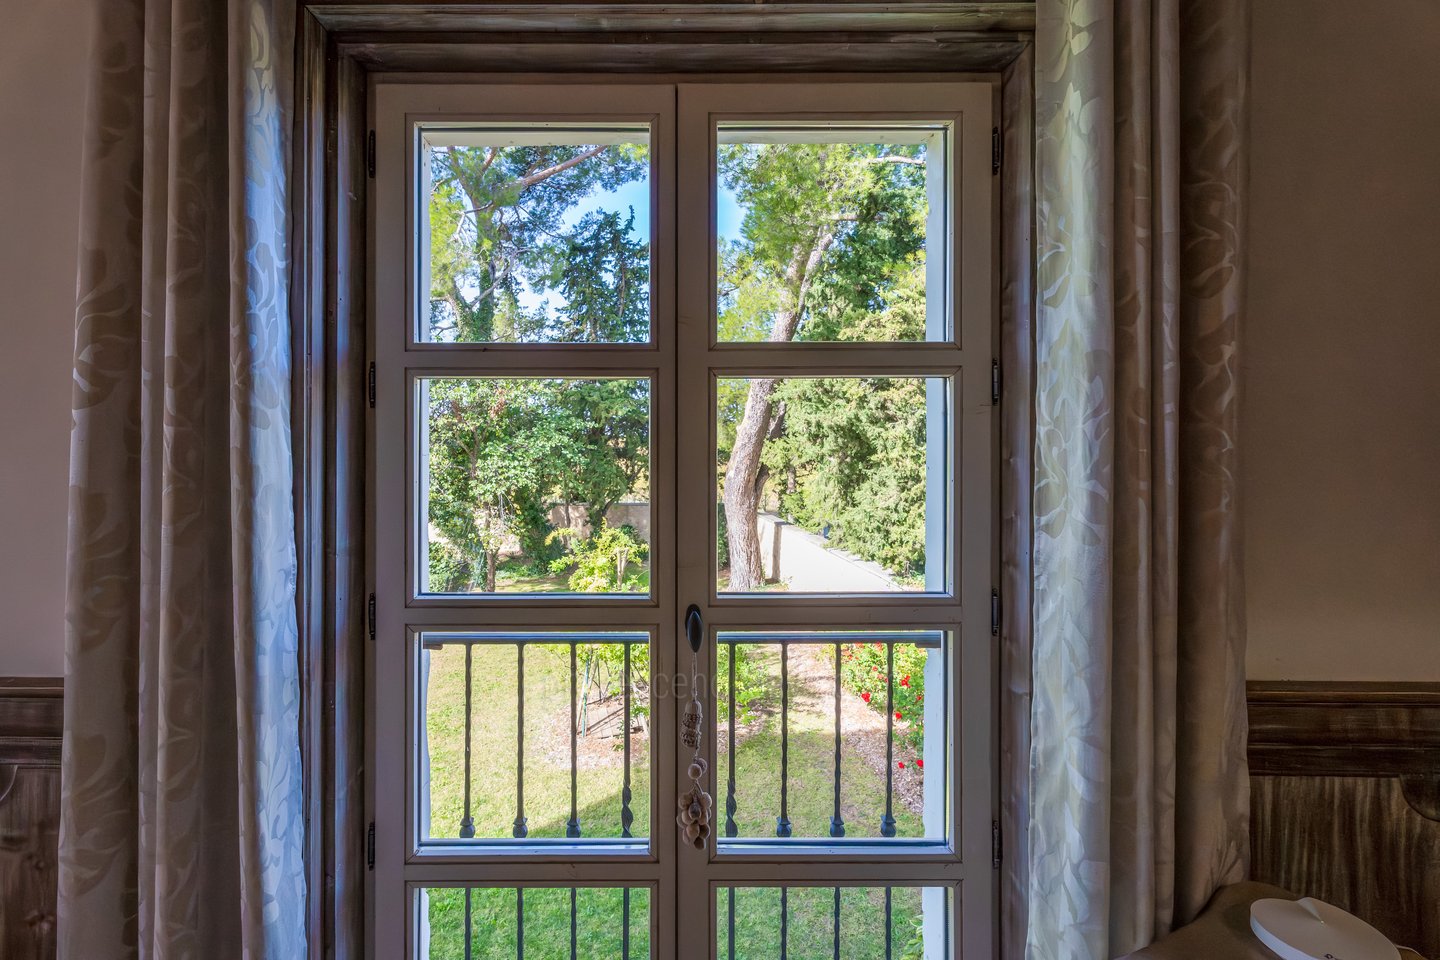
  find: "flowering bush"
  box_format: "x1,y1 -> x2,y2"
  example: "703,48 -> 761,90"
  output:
840,641 -> 928,760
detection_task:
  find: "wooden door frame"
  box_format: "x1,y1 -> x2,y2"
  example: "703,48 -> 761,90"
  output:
290,6 -> 1035,958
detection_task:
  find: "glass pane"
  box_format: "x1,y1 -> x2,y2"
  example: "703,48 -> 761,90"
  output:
420,125 -> 651,343
715,631 -> 948,845
716,885 -> 951,959
420,886 -> 651,959
419,633 -> 651,845
716,376 -> 948,594
716,124 -> 946,343
420,376 -> 651,596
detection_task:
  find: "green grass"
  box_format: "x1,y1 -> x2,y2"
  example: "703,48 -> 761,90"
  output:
493,558 -> 652,594
421,642 -> 934,958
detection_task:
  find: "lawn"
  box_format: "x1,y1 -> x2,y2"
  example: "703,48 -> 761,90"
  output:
421,641 -> 934,958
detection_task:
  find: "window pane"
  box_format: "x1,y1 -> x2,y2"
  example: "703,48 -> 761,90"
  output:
716,124 -> 946,343
716,376 -> 948,594
419,633 -> 651,846
420,125 -> 651,343
716,885 -> 950,959
420,886 -> 650,959
715,631 -> 948,845
420,377 -> 651,597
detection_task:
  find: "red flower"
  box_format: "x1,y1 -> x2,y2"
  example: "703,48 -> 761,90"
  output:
915,758 -> 924,770
917,694 -> 924,703
900,675 -> 911,687
873,641 -> 884,649
871,666 -> 880,674
897,761 -> 906,769
895,710 -> 903,721
861,691 -> 871,703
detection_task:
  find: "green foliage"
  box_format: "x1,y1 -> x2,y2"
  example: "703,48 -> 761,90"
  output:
715,141 -> 933,585
717,642 -> 768,725
715,502 -> 730,570
840,642 -> 928,757
551,522 -> 649,592
427,540 -> 472,593
427,141 -> 649,343
425,377 -> 648,592
766,370 -> 929,581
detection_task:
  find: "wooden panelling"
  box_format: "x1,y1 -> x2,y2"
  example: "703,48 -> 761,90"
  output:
305,1 -> 1036,73
1248,681 -> 1440,958
334,35 -> 1029,73
305,2 -> 1039,35
0,678 -> 62,960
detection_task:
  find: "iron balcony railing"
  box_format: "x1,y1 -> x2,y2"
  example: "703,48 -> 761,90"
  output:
421,629 -> 943,847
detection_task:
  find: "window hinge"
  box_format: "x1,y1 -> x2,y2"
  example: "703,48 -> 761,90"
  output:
367,130 -> 376,179
991,357 -> 1001,405
991,588 -> 1001,637
992,126 -> 1001,175
367,593 -> 376,642
992,820 -> 1002,868
367,361 -> 376,408
366,821 -> 376,870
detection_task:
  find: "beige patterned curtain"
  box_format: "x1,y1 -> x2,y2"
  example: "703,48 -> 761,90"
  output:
59,0 -> 306,957
1025,2 -> 1250,957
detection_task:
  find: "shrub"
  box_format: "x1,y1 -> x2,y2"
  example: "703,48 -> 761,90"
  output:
428,541 -> 473,592
839,642 -> 928,757
550,522 -> 649,592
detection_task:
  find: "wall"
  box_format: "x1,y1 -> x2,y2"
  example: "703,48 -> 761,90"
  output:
0,1 -> 93,677
3,2 -> 1437,681
1245,0 -> 1440,681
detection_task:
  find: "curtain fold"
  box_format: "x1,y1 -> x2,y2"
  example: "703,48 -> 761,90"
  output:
1026,2 -> 1249,957
59,0 -> 306,957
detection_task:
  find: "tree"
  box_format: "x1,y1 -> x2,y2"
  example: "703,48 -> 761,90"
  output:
423,140 -> 653,591
427,142 -> 649,343
717,142 -> 928,589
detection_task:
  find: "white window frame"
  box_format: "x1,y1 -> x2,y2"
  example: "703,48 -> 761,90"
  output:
369,76 -> 995,960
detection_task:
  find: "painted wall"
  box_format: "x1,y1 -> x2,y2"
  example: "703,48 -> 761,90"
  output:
0,1 -> 93,676
1244,0 -> 1440,680
2,2 -> 1437,682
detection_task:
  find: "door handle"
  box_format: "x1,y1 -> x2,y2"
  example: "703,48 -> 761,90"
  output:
685,604 -> 703,654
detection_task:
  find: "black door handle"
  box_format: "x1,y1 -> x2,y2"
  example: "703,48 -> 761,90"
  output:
685,604 -> 703,653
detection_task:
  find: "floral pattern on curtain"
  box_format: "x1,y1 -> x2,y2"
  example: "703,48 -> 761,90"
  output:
1026,2 -> 1250,958
59,0 -> 306,957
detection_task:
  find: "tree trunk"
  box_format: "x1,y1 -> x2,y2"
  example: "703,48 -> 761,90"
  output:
722,378 -> 779,590
484,550 -> 498,592
722,228 -> 837,590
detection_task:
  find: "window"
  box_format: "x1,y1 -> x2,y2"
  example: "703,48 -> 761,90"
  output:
372,80 -> 994,959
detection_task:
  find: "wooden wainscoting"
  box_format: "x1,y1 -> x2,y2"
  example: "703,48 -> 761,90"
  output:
0,678 -> 62,959
1248,681 -> 1440,957
6,678 -> 1435,958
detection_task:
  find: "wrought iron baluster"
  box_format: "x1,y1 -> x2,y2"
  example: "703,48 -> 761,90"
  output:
727,886 -> 736,960
832,887 -> 841,960
514,644 -> 528,838
567,645 -> 581,838
516,888 -> 525,960
460,646 -> 475,838
830,642 -> 845,838
780,886 -> 789,960
725,643 -> 737,838
776,645 -> 792,837
884,886 -> 893,960
622,643 -> 633,838
569,887 -> 578,960
622,887 -> 631,960
880,641 -> 897,838
464,887 -> 473,960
